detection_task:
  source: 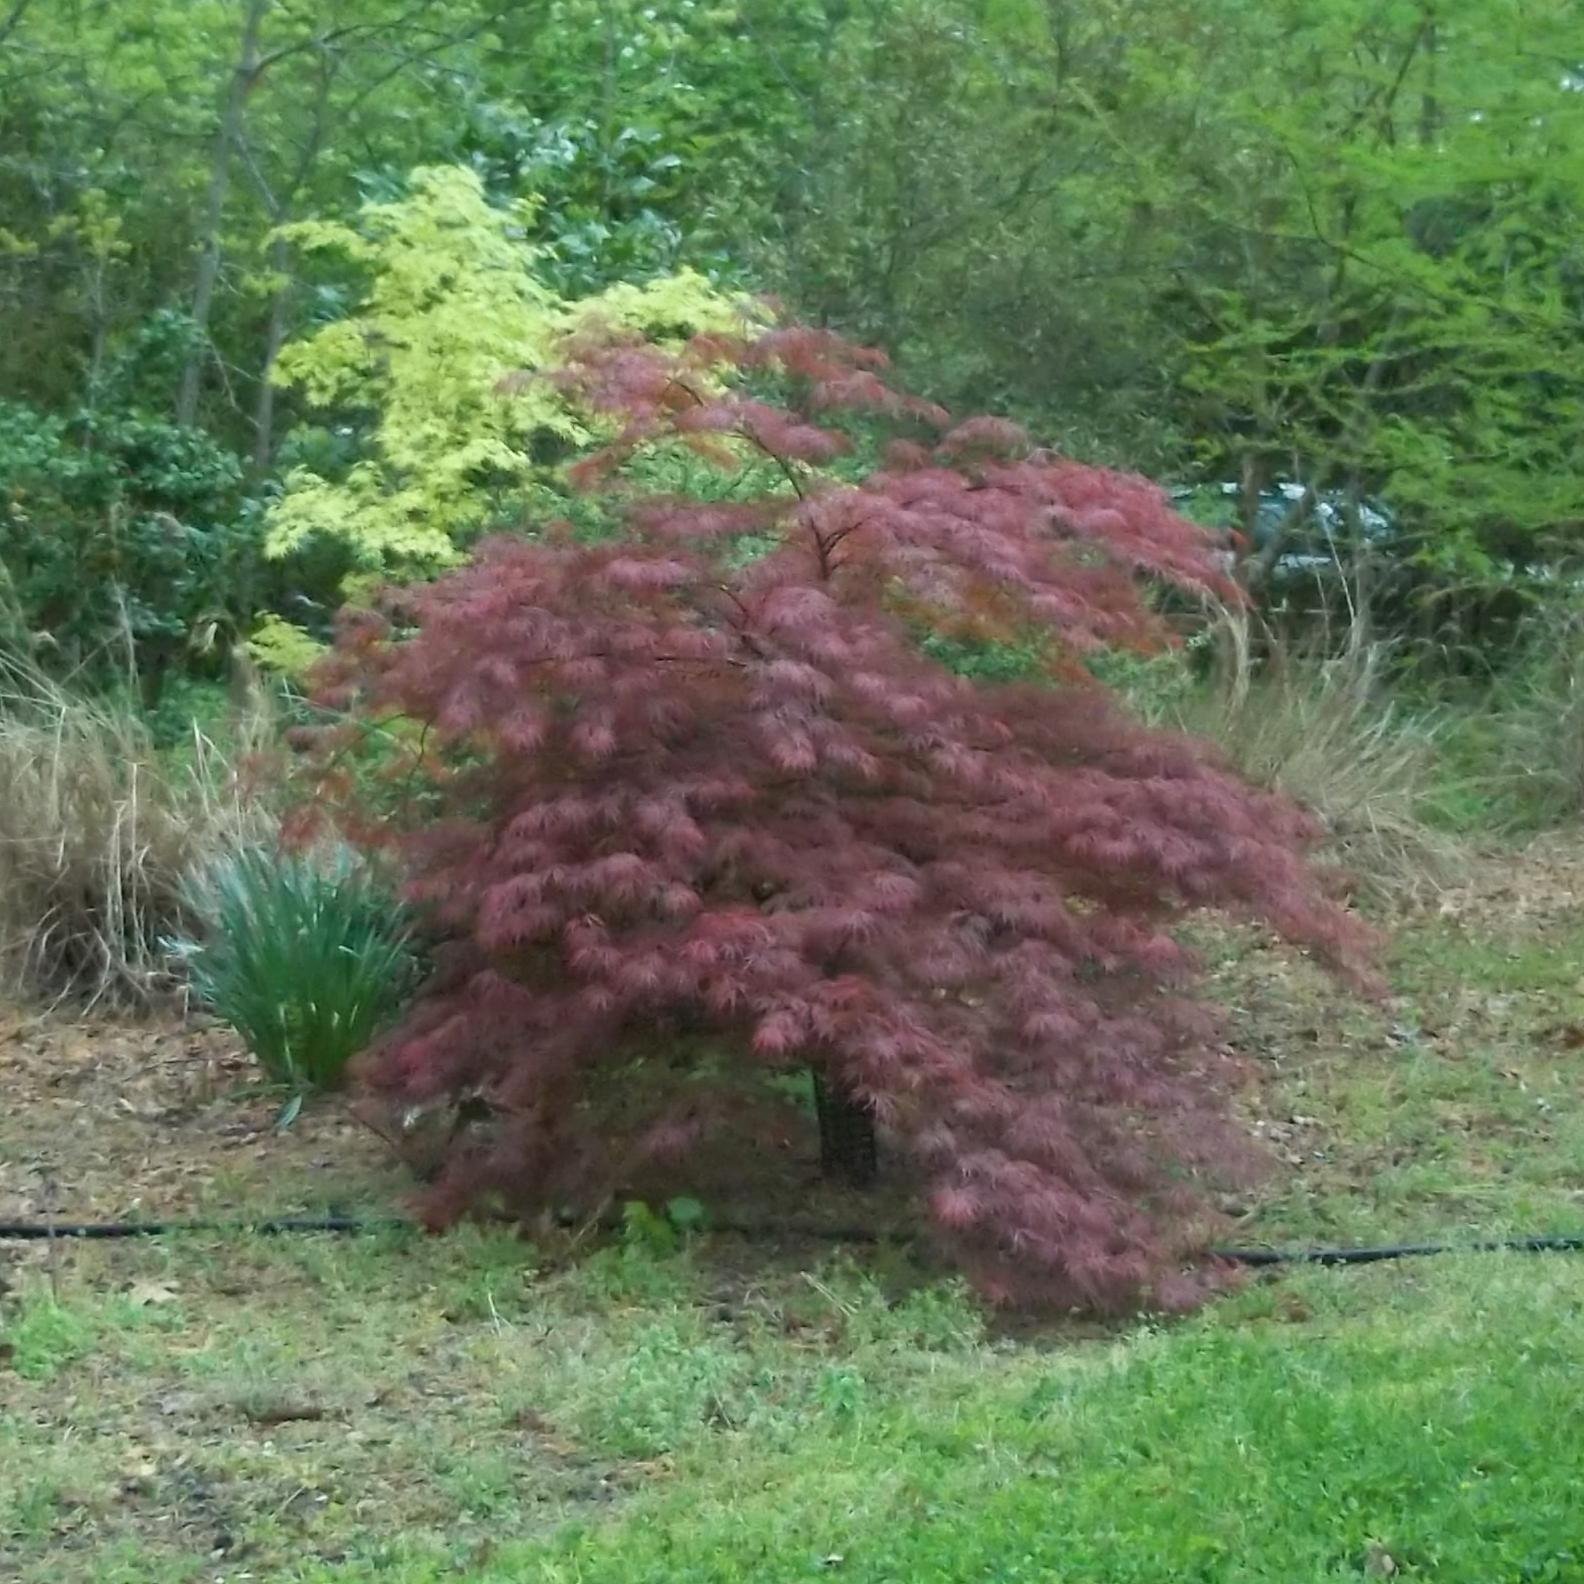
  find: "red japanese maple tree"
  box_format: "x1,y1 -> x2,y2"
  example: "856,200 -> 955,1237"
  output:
311,324 -> 1371,1311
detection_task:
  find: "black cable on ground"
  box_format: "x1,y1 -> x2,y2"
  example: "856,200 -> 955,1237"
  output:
1210,1234 -> 1584,1267
2,1215 -> 1584,1267
0,1216 -> 409,1241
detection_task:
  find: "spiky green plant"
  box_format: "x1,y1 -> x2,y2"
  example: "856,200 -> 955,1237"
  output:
179,847 -> 419,1093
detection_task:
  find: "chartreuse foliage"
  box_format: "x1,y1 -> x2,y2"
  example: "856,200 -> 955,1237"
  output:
312,322 -> 1372,1312
265,167 -> 750,576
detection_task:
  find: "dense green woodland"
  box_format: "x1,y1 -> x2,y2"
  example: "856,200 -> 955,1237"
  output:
2,0 -> 1582,690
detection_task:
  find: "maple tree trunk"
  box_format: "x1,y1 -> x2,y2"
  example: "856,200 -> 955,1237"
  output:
811,1069 -> 877,1187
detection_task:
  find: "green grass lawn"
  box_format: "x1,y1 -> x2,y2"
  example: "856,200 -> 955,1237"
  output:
5,845 -> 1584,1581
5,1236 -> 1584,1582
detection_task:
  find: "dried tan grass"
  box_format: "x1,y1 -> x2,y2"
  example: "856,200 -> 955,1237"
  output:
0,652 -> 277,1007
1481,608 -> 1584,826
1176,615 -> 1458,904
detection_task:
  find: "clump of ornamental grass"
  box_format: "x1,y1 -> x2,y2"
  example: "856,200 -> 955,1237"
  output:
302,323 -> 1374,1313
177,845 -> 420,1094
0,648 -> 272,1006
1175,616 -> 1455,905
1473,603 -> 1584,827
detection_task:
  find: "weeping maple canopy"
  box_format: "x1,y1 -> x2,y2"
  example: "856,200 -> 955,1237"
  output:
309,323 -> 1372,1312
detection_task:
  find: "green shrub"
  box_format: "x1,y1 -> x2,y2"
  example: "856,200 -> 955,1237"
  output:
179,846 -> 419,1092
0,398 -> 251,699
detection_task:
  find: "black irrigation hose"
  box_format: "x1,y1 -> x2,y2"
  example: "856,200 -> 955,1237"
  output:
1212,1235 -> 1584,1267
2,1215 -> 1584,1267
0,1216 -> 409,1241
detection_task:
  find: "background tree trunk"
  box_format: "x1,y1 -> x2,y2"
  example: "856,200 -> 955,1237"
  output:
251,234 -> 292,469
176,0 -> 269,427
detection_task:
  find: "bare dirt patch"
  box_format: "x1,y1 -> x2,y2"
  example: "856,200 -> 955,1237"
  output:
0,1011 -> 402,1225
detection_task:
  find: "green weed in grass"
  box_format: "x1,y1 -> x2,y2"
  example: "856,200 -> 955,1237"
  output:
1,1281 -> 185,1381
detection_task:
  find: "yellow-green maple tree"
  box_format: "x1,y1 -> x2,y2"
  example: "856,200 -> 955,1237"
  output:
264,165 -> 748,573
